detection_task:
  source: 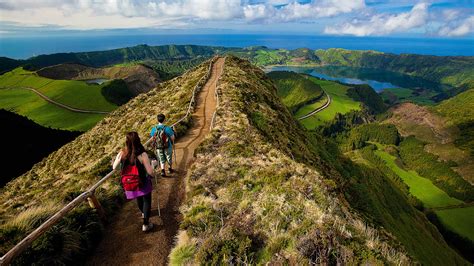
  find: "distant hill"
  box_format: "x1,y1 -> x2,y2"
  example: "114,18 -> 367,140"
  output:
37,63 -> 160,95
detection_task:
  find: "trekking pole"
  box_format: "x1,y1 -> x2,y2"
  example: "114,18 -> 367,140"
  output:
153,150 -> 161,217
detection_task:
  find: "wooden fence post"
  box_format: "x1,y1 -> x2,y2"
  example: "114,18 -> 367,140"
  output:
87,193 -> 107,223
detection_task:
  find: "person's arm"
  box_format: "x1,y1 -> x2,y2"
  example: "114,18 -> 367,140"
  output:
167,126 -> 176,143
112,151 -> 123,170
139,152 -> 155,176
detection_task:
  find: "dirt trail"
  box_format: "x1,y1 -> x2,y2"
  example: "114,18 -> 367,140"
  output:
87,57 -> 225,266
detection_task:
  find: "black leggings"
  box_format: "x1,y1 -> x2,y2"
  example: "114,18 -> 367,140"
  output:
136,193 -> 152,225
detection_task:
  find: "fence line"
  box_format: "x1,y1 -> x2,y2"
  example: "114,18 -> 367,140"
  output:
0,57 -> 218,266
210,57 -> 225,130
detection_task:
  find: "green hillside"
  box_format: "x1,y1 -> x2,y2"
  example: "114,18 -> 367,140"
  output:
0,67 -> 118,131
267,71 -> 323,113
298,78 -> 361,129
170,57 -> 466,265
0,60 -> 211,264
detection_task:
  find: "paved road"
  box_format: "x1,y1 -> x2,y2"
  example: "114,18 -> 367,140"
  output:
297,91 -> 331,120
23,87 -> 111,114
87,57 -> 225,266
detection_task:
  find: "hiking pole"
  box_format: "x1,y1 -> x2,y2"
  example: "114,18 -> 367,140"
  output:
153,151 -> 161,217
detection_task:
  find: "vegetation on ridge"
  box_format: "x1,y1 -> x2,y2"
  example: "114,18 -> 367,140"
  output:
0,60 -> 212,264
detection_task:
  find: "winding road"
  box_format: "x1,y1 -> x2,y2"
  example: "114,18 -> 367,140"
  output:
297,91 -> 331,120
86,57 -> 225,266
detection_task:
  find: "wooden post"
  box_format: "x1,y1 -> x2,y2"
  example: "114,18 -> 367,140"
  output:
87,194 -> 107,223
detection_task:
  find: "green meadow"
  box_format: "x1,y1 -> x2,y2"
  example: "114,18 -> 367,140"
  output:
0,68 -> 118,131
436,207 -> 474,242
374,147 -> 462,208
298,78 -> 360,129
0,88 -> 106,131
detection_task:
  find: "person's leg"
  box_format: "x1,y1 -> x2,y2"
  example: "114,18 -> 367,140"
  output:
142,193 -> 152,225
136,196 -> 144,214
166,146 -> 173,172
156,149 -> 166,176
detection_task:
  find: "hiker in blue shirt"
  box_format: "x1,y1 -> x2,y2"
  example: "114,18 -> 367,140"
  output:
150,113 -> 175,177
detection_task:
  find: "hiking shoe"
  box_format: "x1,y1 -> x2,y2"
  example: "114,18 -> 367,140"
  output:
169,168 -> 174,174
142,223 -> 154,232
160,169 -> 166,177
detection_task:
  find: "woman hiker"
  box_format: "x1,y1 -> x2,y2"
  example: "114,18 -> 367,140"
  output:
113,132 -> 155,232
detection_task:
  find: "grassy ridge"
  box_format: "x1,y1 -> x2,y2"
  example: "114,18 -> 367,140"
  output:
267,71 -> 323,113
0,60 -> 211,264
299,78 -> 361,129
170,56 -> 467,265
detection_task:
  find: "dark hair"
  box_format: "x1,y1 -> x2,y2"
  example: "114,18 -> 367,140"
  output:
157,113 -> 165,123
122,132 -> 145,165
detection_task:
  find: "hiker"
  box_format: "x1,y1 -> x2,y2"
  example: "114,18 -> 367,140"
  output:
150,113 -> 175,177
113,132 -> 154,232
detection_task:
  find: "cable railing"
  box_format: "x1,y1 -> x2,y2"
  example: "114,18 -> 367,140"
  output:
0,56 -> 218,266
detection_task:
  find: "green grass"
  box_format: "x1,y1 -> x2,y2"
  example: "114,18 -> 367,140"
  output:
299,78 -> 360,129
294,95 -> 327,118
0,67 -> 118,131
374,146 -> 462,208
0,68 -> 117,111
0,88 -> 106,131
436,207 -> 474,242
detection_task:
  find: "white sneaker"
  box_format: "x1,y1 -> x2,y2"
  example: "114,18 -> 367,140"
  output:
142,223 -> 154,232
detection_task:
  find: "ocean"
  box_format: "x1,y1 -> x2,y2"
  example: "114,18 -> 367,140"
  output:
1,34 -> 473,59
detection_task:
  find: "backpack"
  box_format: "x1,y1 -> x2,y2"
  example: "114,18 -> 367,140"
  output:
120,160 -> 142,191
153,126 -> 169,150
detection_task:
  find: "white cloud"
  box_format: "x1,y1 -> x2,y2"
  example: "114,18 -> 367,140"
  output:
0,0 -> 365,30
437,15 -> 474,37
324,3 -> 429,36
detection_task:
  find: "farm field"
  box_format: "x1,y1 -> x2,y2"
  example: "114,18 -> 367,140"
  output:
299,78 -> 360,129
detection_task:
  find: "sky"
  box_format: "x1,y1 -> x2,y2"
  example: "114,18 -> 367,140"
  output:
0,0 -> 473,38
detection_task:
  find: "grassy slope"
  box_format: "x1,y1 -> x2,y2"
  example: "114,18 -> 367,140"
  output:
299,78 -> 360,129
0,89 -> 105,131
0,68 -> 118,131
0,61 -> 211,264
267,71 -> 323,113
374,146 -> 462,208
435,89 -> 474,126
436,207 -> 474,242
170,57 -> 467,265
171,56 -> 410,265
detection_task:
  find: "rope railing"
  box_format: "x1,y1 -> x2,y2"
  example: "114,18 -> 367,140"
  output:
0,56 -> 218,266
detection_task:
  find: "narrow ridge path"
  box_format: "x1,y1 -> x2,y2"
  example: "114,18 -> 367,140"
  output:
87,57 -> 225,266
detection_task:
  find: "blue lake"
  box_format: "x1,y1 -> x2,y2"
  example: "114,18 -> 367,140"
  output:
267,65 -> 443,92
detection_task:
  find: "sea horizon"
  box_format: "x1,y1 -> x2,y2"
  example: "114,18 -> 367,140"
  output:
1,34 -> 473,59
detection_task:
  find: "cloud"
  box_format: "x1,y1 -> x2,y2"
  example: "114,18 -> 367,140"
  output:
436,14 -> 474,37
324,2 -> 429,36
244,0 -> 365,22
0,0 -> 365,30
